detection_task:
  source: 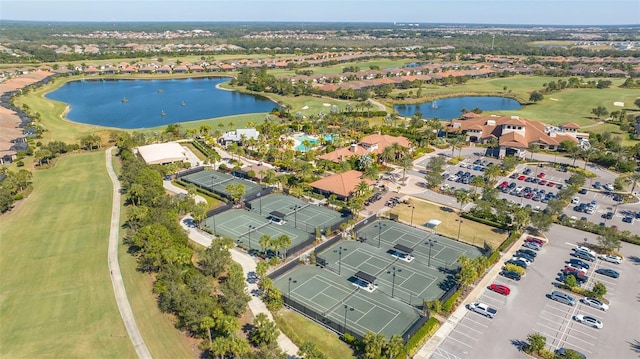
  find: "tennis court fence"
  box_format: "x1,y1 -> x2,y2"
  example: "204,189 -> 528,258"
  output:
175,165 -> 205,178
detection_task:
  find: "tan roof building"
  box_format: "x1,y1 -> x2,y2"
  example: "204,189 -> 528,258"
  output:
318,134 -> 410,163
447,114 -> 582,158
309,170 -> 374,199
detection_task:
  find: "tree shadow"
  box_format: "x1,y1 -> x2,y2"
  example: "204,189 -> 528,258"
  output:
439,206 -> 455,213
438,275 -> 457,291
510,338 -> 528,352
628,339 -> 640,353
627,255 -> 640,265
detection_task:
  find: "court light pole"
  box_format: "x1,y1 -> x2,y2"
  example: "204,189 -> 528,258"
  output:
456,218 -> 464,241
375,222 -> 387,248
343,305 -> 354,335
387,266 -> 402,298
212,213 -> 217,234
248,225 -> 255,253
426,238 -> 438,267
290,205 -> 300,229
257,192 -> 262,215
334,246 -> 348,275
288,277 -> 297,299
409,205 -> 415,227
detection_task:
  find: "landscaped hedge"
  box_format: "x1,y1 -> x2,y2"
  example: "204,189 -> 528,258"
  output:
401,317 -> 441,358
557,217 -> 640,245
487,250 -> 500,265
497,230 -> 521,252
461,212 -> 507,229
442,288 -> 463,313
192,139 -> 219,159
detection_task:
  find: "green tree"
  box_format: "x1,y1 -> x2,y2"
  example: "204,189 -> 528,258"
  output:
564,274 -> 577,288
220,262 -> 251,316
259,234 -> 273,256
225,183 -> 246,204
530,211 -> 553,232
529,91 -> 544,103
363,331 -> 386,359
191,201 -> 208,228
256,261 -> 269,279
597,234 -> 621,252
384,334 -> 404,359
526,332 -> 546,354
399,155 -> 413,185
591,105 -> 608,119
591,282 -> 607,298
199,237 -> 233,277
456,255 -> 478,288
200,316 -> 215,351
453,189 -> 472,214
424,156 -> 446,189
298,342 -> 327,359
250,313 -> 279,346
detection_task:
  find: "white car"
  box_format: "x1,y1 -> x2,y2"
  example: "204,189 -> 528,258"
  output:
571,197 -> 580,205
512,256 -> 532,266
581,297 -> 609,311
574,314 -> 603,329
468,302 -> 497,318
604,183 -> 614,191
574,246 -> 596,257
599,254 -> 622,264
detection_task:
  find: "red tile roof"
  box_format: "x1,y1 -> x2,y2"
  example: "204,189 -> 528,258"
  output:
309,170 -> 374,198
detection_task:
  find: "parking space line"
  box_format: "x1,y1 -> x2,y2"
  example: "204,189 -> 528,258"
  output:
442,334 -> 473,349
535,321 -> 564,333
560,330 -> 596,347
433,346 -> 463,359
461,316 -> 489,328
480,293 -> 506,305
540,310 -> 572,322
455,321 -> 485,334
449,329 -> 480,342
567,325 -> 598,339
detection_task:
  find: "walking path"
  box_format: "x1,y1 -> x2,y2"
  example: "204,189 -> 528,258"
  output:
163,186 -> 300,358
105,147 -> 153,359
415,232 -> 528,359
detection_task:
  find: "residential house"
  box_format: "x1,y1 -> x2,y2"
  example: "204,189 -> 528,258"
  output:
309,170 -> 374,200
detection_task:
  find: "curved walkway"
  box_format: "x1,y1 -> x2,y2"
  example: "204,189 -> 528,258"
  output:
105,147 -> 153,359
164,187 -> 300,358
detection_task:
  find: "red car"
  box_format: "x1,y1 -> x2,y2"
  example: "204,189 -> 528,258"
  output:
498,181 -> 509,189
546,181 -> 555,187
525,237 -> 543,246
489,284 -> 511,296
518,175 -> 526,180
539,180 -> 547,185
537,172 -> 546,178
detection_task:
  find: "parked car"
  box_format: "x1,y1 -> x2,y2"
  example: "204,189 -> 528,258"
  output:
574,246 -> 596,256
581,297 -> 609,311
525,237 -> 543,246
500,270 -> 521,281
489,284 -> 511,296
550,291 -> 576,306
523,241 -> 541,251
567,258 -> 590,270
593,181 -> 602,189
595,268 -> 620,278
515,252 -> 535,263
574,314 -> 603,329
604,183 -> 614,191
578,188 -> 588,194
506,259 -> 528,269
574,251 -> 595,262
517,248 -> 537,258
467,302 -> 497,318
537,172 -> 546,178
598,254 -> 622,264
555,348 -> 586,359
623,216 -> 634,223
571,197 -> 580,205
512,256 -> 532,266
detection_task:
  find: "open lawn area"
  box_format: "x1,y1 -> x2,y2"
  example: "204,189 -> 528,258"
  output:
388,196 -> 508,250
274,309 -> 356,359
0,152 -> 136,358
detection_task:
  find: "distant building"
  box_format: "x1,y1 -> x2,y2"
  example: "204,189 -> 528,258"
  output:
318,133 -> 410,163
219,128 -> 259,146
309,170 -> 374,200
136,142 -> 188,165
446,113 -> 586,158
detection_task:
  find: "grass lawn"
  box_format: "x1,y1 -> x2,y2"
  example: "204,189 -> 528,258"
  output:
389,197 -> 508,249
111,153 -> 199,358
274,309 -> 356,359
0,152 -> 136,358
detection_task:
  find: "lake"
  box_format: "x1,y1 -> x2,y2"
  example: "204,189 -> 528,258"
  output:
394,96 -> 522,120
45,77 -> 276,129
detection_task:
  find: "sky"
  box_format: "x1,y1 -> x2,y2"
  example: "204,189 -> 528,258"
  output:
1,0 -> 639,26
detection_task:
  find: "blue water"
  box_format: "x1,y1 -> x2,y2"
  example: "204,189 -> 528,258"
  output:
45,77 -> 276,129
394,96 -> 522,120
293,134 -> 336,151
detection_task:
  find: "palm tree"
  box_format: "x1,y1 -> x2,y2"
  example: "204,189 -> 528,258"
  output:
259,234 -> 272,256
380,146 -> 395,166
628,172 -> 640,194
449,136 -> 464,158
356,180 -> 370,197
399,155 -> 413,185
581,147 -> 596,169
527,143 -> 539,160
454,189 -> 472,214
200,316 -> 215,351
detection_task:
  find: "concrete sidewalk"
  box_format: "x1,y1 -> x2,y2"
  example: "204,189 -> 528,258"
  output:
414,232 -> 528,359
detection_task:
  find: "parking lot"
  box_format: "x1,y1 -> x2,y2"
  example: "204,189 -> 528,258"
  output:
431,225 -> 640,359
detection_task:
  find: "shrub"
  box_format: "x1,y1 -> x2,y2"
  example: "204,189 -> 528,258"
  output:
404,318 -> 440,356
342,333 -> 358,346
487,251 -> 500,265
442,289 -> 463,313
497,231 -> 521,252
504,263 -> 525,275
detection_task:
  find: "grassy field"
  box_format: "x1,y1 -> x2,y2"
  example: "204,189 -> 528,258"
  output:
389,197 -> 508,249
274,310 -> 356,359
0,152 -> 136,358
111,153 -> 199,358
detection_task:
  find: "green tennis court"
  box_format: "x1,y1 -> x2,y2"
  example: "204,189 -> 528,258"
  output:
248,193 -> 345,234
274,265 -> 423,339
181,170 -> 263,197
355,220 -> 483,269
201,209 -> 310,253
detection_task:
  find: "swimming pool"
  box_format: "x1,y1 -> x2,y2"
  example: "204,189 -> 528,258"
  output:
293,134 -> 336,151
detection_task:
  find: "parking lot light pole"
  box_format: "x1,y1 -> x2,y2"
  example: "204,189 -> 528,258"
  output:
334,246 -> 348,275
426,239 -> 438,267
387,266 -> 402,298
343,305 -> 354,334
376,222 -> 387,248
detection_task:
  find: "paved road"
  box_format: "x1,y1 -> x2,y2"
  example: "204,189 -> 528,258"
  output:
105,147 -> 153,359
